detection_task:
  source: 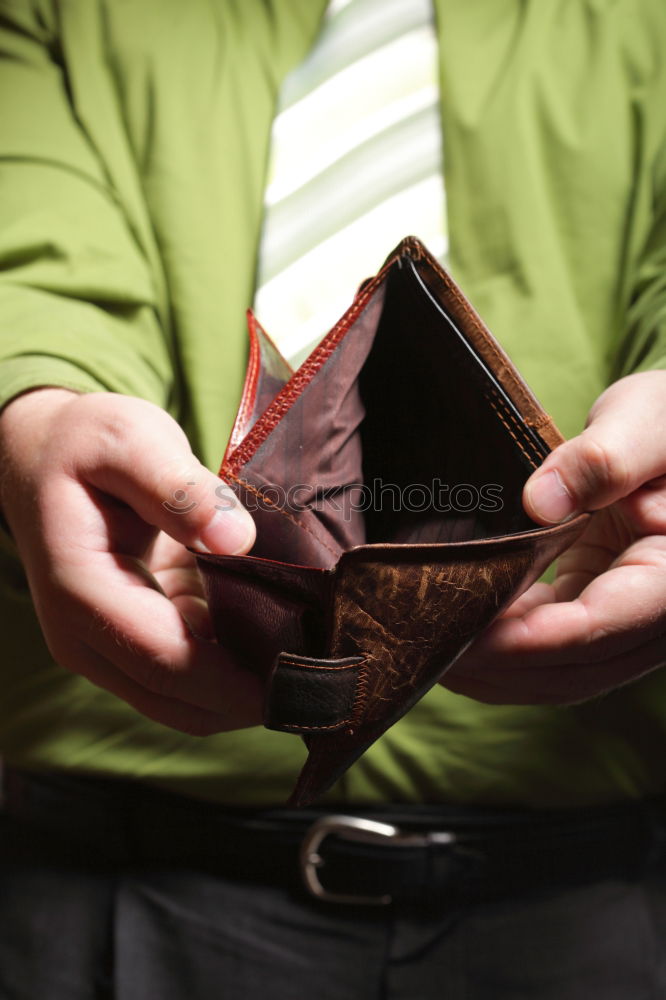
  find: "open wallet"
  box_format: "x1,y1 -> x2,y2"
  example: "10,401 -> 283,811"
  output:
196,236 -> 589,807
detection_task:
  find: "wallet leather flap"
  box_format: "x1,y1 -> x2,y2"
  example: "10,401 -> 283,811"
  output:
288,517 -> 587,806
226,312 -> 293,457
196,552 -> 332,680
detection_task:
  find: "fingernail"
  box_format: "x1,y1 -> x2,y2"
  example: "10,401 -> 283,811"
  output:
195,492 -> 255,555
525,469 -> 576,524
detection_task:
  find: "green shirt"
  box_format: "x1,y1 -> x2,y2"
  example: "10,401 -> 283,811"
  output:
0,0 -> 665,807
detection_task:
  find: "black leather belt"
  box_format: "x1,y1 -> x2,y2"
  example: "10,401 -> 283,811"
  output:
2,767 -> 665,907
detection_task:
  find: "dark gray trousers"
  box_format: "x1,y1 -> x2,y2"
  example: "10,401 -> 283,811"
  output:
2,833 -> 666,1000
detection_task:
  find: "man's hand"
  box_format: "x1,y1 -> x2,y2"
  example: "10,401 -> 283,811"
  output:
444,370 -> 666,705
0,389 -> 263,734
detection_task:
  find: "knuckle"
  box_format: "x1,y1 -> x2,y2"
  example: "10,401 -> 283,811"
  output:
573,435 -> 630,499
154,457 -> 207,519
69,395 -> 182,472
55,396 -> 132,478
91,409 -> 147,472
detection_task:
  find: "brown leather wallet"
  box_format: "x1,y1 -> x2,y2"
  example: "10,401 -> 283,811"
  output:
197,237 -> 589,806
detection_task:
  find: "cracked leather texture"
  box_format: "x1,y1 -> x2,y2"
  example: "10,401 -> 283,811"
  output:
196,237 -> 589,806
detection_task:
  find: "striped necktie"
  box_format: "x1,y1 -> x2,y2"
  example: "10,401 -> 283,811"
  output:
254,0 -> 446,365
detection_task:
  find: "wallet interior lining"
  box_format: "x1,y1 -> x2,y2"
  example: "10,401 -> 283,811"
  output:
358,260 -> 545,545
229,254 -> 551,569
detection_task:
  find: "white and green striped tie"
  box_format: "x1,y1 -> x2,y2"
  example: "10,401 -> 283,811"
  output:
254,0 -> 446,365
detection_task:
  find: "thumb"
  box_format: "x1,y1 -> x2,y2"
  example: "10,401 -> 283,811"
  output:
75,395 -> 256,554
523,371 -> 666,524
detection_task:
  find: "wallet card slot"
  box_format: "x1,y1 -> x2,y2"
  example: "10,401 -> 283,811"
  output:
407,258 -> 549,466
357,260 -> 547,545
483,386 -> 543,470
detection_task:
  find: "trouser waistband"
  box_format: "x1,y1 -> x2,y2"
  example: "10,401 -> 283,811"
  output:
2,767 -> 665,907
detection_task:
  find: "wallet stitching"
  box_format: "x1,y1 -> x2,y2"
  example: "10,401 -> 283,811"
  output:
276,717 -> 353,733
278,657 -> 362,672
486,395 -> 537,467
275,655 -> 368,733
224,277 -> 385,474
530,413 -> 555,432
222,472 -> 340,559
485,389 -> 541,469
349,656 -> 370,730
330,588 -> 371,732
484,384 -> 539,453
280,658 -> 368,733
228,314 -> 261,453
239,333 -> 260,430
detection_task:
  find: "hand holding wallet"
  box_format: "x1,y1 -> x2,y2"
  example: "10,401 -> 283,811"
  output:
196,237 -> 589,806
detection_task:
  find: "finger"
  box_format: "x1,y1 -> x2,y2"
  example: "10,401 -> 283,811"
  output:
498,581 -> 556,618
551,508 -> 630,601
151,565 -> 206,603
49,552 -> 263,720
618,474 -> 666,536
69,395 -> 255,555
523,371 -> 666,524
153,566 -> 214,637
146,532 -> 199,573
171,595 -> 215,640
445,630 -> 666,706
75,641 -> 245,736
463,537 -> 666,670
146,542 -> 212,635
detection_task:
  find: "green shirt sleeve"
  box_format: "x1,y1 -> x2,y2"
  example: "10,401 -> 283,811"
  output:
0,1 -> 174,411
615,141 -> 666,378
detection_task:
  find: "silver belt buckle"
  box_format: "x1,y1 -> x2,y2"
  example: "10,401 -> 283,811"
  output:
300,814 -> 455,905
